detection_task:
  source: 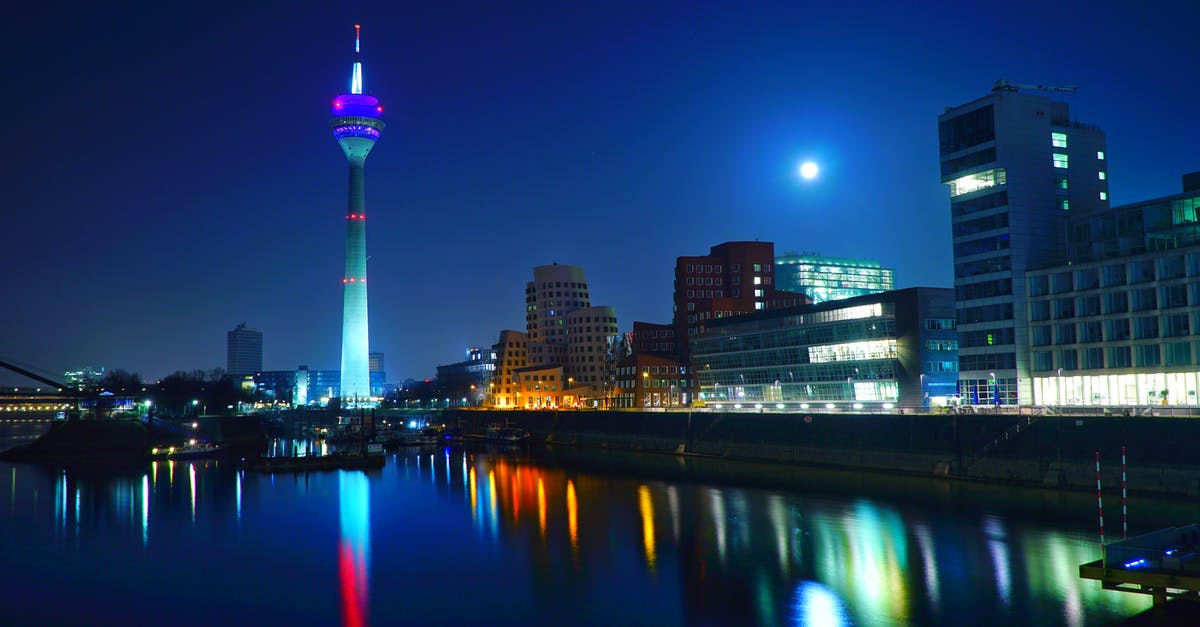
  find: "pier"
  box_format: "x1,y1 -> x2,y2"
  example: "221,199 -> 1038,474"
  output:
1080,524 -> 1200,604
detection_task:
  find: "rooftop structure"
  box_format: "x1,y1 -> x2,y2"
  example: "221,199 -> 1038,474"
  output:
775,253 -> 895,304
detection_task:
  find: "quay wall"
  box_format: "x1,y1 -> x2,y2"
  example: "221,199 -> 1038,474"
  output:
442,409 -> 1200,498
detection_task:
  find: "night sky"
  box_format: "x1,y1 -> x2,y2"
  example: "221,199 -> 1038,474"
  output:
2,1 -> 1198,385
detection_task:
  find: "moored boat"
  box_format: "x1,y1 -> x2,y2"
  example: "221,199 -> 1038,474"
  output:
242,451 -> 385,472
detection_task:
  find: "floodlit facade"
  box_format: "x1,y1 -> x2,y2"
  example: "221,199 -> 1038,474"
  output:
226,323 -> 263,376
939,85 -> 1107,405
490,330 -> 528,408
332,25 -> 385,403
514,365 -> 564,409
691,288 -> 957,410
1028,181 -> 1200,407
774,254 -> 894,304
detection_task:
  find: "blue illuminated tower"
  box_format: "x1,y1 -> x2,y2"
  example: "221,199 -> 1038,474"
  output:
331,25 -> 384,404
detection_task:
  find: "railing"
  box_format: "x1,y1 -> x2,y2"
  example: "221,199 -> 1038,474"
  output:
967,414 -> 1041,468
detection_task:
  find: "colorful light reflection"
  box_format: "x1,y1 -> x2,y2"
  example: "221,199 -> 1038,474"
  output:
338,471 -> 371,627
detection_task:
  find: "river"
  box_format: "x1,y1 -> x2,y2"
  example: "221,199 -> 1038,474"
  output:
0,423 -> 1191,625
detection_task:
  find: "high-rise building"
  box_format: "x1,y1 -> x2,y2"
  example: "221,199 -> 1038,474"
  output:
774,253 -> 895,304
227,323 -> 263,376
332,25 -> 385,403
673,241 -> 808,365
939,83 -> 1107,405
525,264 -> 591,367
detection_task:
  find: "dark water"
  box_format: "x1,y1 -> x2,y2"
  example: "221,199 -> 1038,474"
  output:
0,424 -> 1191,626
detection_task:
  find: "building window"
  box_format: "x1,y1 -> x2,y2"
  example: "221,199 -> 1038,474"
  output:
755,302 -> 764,310
753,276 -> 761,285
1097,151 -> 1105,160
1051,132 -> 1068,148
948,168 -> 1007,197
1099,192 -> 1107,200
1060,199 -> 1069,211
1098,171 -> 1106,180
1057,176 -> 1069,190
1053,153 -> 1069,169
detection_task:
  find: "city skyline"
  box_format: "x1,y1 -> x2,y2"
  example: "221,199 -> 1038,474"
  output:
3,1 -> 1199,384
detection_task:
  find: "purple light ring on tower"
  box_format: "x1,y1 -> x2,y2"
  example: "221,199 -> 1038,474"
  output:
332,94 -> 383,118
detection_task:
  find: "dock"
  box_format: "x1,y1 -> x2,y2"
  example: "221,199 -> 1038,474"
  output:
1079,524 -> 1200,604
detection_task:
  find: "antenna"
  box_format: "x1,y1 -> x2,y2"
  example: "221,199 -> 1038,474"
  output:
350,24 -> 363,95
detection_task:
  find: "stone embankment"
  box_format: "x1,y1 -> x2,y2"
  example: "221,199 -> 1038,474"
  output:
443,409 -> 1200,498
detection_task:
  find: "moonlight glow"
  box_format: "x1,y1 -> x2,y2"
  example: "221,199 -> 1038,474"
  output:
799,161 -> 819,180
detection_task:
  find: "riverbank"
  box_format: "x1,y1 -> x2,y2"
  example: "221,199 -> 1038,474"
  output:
442,409 -> 1200,499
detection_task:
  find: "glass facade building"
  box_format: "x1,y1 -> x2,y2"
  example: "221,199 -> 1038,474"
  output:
1027,186 -> 1200,407
774,254 -> 894,304
691,288 -> 957,410
939,87 -> 1108,405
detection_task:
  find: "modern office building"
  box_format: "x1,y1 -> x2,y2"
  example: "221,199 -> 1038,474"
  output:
436,347 -> 497,406
564,306 -> 619,396
331,25 -> 386,403
226,323 -> 263,376
774,253 -> 895,304
939,83 -> 1108,405
368,352 -> 385,396
489,330 -> 529,408
1027,177 -> 1200,406
255,366 -> 341,406
691,288 -> 957,410
613,354 -> 689,409
525,264 -> 591,368
63,366 -> 104,390
674,241 -> 809,366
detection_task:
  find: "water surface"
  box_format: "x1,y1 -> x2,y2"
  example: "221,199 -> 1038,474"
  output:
1,427 -> 1187,625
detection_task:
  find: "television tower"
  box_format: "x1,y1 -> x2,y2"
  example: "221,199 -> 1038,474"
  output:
331,25 -> 384,404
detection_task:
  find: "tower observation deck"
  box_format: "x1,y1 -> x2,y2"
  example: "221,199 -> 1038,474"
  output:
331,25 -> 384,404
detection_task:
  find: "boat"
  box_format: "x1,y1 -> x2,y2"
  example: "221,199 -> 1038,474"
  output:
242,450 -> 385,472
485,424 -> 531,444
151,441 -> 226,460
417,426 -> 443,445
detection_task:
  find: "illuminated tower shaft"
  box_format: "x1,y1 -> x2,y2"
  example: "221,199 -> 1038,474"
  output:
331,25 -> 385,402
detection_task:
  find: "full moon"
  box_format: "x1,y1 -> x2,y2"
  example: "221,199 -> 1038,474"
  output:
799,161 -> 819,180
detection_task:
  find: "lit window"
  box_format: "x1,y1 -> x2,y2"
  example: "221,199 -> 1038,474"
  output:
754,302 -> 764,310
754,289 -> 763,297
1060,199 -> 1069,211
1051,132 -> 1068,148
1053,153 -> 1069,169
1056,176 -> 1068,190
1098,171 -> 1106,180
947,168 -> 1007,197
1100,192 -> 1108,200
753,276 -> 761,285
1097,151 -> 1105,160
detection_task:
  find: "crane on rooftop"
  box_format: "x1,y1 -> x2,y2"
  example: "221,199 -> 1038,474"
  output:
992,79 -> 1078,94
